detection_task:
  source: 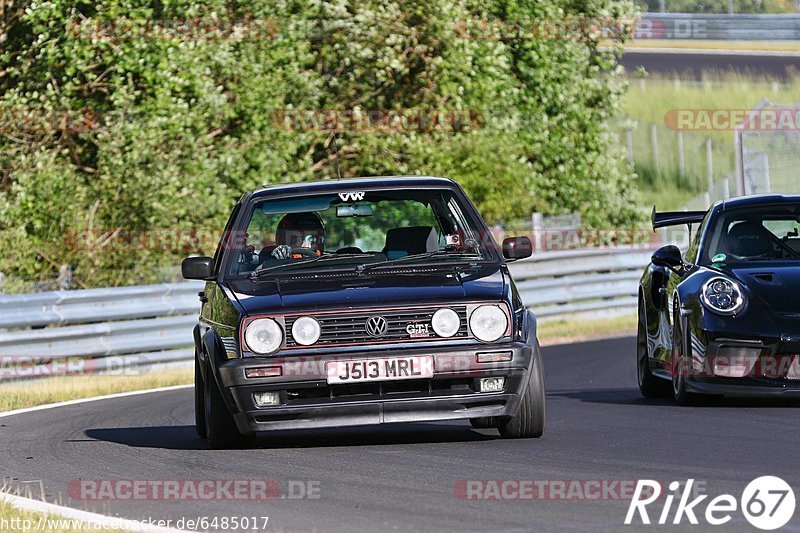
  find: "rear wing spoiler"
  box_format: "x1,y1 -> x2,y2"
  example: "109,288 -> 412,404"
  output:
652,207 -> 705,231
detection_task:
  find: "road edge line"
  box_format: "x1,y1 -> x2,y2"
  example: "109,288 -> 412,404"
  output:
0,384 -> 192,419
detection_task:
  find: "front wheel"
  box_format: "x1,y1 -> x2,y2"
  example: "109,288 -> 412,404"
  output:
637,302 -> 671,398
194,356 -> 207,438
498,344 -> 546,439
671,308 -> 701,406
205,363 -> 254,449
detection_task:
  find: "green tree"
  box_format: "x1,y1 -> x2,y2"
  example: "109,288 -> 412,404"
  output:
0,0 -> 641,288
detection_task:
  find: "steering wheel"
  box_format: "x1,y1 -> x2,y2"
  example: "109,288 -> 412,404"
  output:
291,247 -> 319,259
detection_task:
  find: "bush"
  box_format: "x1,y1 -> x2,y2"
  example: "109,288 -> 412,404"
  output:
0,0 -> 641,287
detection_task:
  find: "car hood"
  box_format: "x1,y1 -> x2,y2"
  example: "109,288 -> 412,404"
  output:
224,263 -> 506,315
720,263 -> 800,314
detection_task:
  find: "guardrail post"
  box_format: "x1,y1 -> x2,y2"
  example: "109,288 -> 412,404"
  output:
531,212 -> 544,252
706,136 -> 714,191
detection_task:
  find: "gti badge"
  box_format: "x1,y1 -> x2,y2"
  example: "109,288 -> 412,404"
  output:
406,323 -> 431,338
365,316 -> 388,337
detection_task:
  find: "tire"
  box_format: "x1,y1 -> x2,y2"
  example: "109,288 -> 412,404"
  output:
194,355 -> 207,438
470,417 -> 495,429
498,344 -> 546,439
637,301 -> 671,398
671,305 -> 701,406
204,363 -> 253,449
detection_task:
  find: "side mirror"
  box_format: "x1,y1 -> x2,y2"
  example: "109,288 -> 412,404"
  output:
651,245 -> 684,273
181,256 -> 213,280
502,237 -> 533,261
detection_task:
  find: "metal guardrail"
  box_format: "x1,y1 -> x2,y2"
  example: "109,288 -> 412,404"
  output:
636,14 -> 800,41
0,282 -> 204,382
0,247 -> 655,380
509,247 -> 654,318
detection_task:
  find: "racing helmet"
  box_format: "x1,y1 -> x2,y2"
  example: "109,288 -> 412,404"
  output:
275,211 -> 326,254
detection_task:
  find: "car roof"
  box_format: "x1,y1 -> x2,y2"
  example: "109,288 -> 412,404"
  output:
717,193 -> 800,212
249,176 -> 458,199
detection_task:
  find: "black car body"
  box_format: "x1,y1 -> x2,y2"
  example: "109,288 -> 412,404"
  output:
182,177 -> 545,448
638,194 -> 800,404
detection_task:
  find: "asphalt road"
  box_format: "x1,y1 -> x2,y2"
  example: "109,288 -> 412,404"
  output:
620,51 -> 800,80
2,337 -> 800,532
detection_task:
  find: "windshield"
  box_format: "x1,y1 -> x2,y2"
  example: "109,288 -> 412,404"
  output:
701,204 -> 800,265
223,187 -> 496,278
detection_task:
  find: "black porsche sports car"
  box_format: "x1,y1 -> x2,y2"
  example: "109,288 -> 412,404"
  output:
639,194 -> 800,404
182,177 -> 545,448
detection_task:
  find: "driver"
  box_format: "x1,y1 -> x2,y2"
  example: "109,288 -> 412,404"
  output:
263,211 -> 326,261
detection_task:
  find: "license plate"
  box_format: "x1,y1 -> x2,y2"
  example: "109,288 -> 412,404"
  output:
326,356 -> 434,384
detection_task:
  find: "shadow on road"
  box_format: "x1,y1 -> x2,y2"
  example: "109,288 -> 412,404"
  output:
549,388 -> 672,405
86,422 -> 499,450
550,388 -> 800,408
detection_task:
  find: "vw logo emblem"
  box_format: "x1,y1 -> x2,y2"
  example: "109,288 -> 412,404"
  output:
365,316 -> 388,337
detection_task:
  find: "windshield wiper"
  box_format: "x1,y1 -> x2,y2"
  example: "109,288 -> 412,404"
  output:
359,250 -> 483,272
250,253 -> 376,280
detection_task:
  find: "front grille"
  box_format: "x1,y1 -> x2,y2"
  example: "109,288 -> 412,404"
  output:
283,305 -> 470,349
281,377 -> 478,406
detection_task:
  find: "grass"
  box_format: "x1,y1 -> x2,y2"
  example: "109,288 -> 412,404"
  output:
618,73 -> 800,209
0,501 -> 109,532
0,366 -> 192,413
625,39 -> 800,52
538,314 -> 636,346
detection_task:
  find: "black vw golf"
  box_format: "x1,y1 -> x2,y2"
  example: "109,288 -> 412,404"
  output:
639,194 -> 800,404
182,177 -> 545,448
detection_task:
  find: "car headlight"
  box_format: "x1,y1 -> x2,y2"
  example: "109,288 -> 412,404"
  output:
291,316 -> 321,346
244,318 -> 284,354
701,277 -> 746,316
469,305 -> 508,342
432,308 -> 461,338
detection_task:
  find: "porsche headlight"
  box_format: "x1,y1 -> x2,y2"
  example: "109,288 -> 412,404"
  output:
432,308 -> 461,338
701,277 -> 746,316
469,305 -> 508,343
244,318 -> 284,354
291,316 -> 321,346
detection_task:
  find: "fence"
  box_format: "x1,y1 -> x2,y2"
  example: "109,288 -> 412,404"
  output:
618,115 -> 734,204
679,99 -> 800,210
0,247 -> 656,381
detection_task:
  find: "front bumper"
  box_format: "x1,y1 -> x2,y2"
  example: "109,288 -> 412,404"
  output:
216,341 -> 533,434
686,378 -> 800,397
684,332 -> 800,397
